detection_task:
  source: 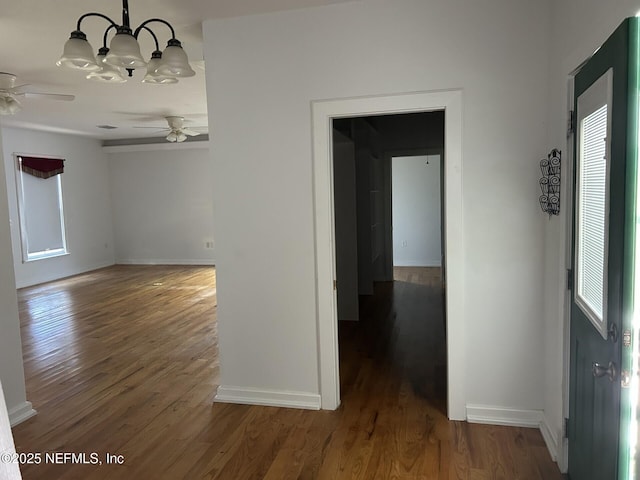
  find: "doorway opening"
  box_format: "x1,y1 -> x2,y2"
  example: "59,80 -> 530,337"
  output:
311,90 -> 464,419
333,110 -> 446,413
331,112 -> 447,411
391,151 -> 444,292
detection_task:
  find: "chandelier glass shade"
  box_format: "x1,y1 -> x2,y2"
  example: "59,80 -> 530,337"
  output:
154,41 -> 196,78
142,52 -> 178,84
57,32 -> 101,71
105,28 -> 147,68
86,48 -> 127,83
57,0 -> 195,84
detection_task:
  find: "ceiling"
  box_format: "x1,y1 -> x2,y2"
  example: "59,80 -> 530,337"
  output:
0,0 -> 354,141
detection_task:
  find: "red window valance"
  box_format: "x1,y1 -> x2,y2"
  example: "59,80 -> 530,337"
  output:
19,156 -> 65,179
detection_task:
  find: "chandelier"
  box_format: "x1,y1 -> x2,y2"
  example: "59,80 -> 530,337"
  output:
57,0 -> 195,84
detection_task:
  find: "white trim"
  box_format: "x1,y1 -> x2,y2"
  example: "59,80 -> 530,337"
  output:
102,141 -> 210,154
24,249 -> 69,263
214,386 -> 321,410
467,405 -> 560,463
115,259 -> 215,266
393,261 -> 442,267
540,414 -> 560,462
14,261 -> 116,289
8,402 -> 36,426
560,75 -> 576,476
466,404 -> 542,428
311,89 -> 465,419
574,68 -> 613,340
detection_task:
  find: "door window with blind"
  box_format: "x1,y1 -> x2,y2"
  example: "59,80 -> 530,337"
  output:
14,154 -> 68,262
574,69 -> 613,340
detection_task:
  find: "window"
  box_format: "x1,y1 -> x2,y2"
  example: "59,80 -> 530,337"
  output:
575,69 -> 612,340
15,154 -> 68,262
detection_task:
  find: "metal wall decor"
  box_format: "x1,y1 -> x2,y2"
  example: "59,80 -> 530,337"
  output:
539,148 -> 561,216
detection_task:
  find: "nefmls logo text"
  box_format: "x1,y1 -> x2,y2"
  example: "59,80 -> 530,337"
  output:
46,452 -> 100,464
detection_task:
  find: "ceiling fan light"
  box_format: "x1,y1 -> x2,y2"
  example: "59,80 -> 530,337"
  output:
0,95 -> 22,115
156,40 -> 196,78
142,53 -> 178,84
57,31 -> 100,71
176,131 -> 188,143
105,28 -> 147,68
0,73 -> 17,90
166,131 -> 178,142
86,49 -> 127,83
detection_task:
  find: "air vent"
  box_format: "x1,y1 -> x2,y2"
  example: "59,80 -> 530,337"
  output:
96,125 -> 118,130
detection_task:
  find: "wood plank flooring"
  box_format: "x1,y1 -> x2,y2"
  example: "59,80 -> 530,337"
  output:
11,265 -> 564,479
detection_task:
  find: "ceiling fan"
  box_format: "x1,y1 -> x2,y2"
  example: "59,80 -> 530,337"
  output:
134,116 -> 207,142
0,72 -> 75,115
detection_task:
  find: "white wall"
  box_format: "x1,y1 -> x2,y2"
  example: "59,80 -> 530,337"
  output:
107,146 -> 215,265
1,128 -> 115,288
0,127 -> 32,424
203,0 -> 549,411
392,155 -> 441,267
544,0 -> 640,468
0,380 -> 22,480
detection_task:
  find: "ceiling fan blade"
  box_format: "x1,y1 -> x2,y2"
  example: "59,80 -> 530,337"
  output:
21,92 -> 75,101
181,128 -> 202,137
9,84 -> 31,93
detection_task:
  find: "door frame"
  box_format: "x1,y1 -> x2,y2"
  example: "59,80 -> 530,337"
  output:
311,90 -> 465,419
561,75 -> 577,474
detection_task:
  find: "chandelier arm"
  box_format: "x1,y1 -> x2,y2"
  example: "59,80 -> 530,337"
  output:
134,19 -> 176,41
136,26 -> 161,52
101,24 -> 119,49
76,13 -> 118,32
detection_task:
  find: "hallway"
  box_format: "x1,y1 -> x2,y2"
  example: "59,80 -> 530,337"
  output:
337,267 -> 562,478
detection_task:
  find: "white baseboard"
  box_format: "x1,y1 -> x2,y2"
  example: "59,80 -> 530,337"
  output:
8,402 -> 36,426
466,404 -> 543,427
116,259 -> 215,266
215,386 -> 321,410
15,260 -> 116,289
393,261 -> 442,267
539,414 -> 559,461
467,404 -> 561,466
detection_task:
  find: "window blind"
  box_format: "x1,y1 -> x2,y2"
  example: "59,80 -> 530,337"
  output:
577,104 -> 608,322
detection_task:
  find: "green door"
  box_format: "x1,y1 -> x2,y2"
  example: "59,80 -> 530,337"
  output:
568,18 -> 639,480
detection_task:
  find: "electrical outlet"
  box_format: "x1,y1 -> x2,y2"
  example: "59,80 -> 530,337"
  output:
204,240 -> 214,249
402,240 -> 407,247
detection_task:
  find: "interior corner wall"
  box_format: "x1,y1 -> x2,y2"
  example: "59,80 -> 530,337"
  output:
0,126 -> 29,417
1,127 -> 115,288
203,0 -> 550,409
107,147 -> 215,265
544,0 -> 640,467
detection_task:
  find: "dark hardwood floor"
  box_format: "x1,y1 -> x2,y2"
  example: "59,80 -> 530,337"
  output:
10,265 -> 563,479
